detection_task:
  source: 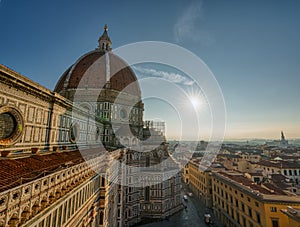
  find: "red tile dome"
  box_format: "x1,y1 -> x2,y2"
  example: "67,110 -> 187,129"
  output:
54,50 -> 140,96
54,25 -> 140,97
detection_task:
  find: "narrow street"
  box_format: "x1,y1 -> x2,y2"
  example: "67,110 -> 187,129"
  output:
140,184 -> 223,227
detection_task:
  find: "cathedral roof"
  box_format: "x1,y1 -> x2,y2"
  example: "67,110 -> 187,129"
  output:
54,26 -> 140,97
0,149 -> 100,192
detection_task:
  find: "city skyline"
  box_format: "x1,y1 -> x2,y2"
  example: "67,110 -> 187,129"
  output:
1,0 -> 299,140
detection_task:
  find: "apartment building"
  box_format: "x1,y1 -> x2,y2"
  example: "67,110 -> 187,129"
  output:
185,158 -> 300,227
212,171 -> 300,227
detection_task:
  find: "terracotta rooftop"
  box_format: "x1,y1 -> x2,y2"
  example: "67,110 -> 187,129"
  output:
269,174 -> 293,190
0,149 -> 103,192
262,182 -> 287,195
218,154 -> 241,159
271,174 -> 290,182
247,172 -> 263,176
258,160 -> 300,169
216,171 -> 287,195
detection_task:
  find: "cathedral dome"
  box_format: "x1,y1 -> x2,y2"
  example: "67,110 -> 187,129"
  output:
54,25 -> 140,97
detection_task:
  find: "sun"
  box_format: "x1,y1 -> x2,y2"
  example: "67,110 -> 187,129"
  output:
189,95 -> 201,109
182,86 -> 207,112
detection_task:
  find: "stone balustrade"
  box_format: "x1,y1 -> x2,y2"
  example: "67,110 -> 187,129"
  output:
0,154 -> 109,227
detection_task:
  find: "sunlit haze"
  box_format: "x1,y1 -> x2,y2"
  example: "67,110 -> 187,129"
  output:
1,0 -> 299,140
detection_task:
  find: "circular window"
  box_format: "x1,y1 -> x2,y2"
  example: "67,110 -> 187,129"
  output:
0,106 -> 24,146
69,123 -> 79,143
120,109 -> 127,119
0,113 -> 15,138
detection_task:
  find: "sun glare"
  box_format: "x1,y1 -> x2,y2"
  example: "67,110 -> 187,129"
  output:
186,86 -> 206,111
190,96 -> 201,108
189,96 -> 201,109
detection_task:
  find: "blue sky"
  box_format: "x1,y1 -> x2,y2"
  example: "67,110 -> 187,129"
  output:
1,0 -> 300,140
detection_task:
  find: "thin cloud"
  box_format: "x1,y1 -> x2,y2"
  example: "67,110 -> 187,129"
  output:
133,66 -> 195,86
174,1 -> 214,45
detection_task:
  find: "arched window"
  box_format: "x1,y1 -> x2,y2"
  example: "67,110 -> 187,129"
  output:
99,211 -> 104,225
146,157 -> 150,167
145,186 -> 150,201
101,177 -> 105,187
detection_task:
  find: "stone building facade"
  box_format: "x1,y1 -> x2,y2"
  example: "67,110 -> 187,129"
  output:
0,25 -> 182,227
0,64 -> 102,156
122,146 -> 182,226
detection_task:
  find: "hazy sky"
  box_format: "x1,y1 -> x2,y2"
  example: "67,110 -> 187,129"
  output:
1,0 -> 300,140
